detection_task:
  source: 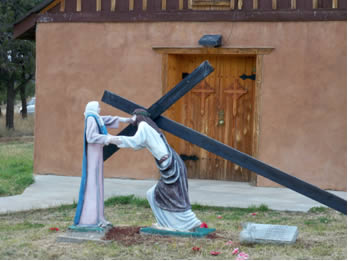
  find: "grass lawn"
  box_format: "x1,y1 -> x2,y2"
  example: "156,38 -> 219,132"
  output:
0,140 -> 346,259
0,196 -> 346,260
0,141 -> 34,196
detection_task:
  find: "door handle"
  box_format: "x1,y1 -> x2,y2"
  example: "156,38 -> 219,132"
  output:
218,110 -> 224,126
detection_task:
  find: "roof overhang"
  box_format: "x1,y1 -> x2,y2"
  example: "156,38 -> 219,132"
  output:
13,0 -> 347,41
13,0 -> 57,40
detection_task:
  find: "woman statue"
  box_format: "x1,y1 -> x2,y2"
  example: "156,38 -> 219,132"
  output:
73,101 -> 132,229
110,109 -> 202,232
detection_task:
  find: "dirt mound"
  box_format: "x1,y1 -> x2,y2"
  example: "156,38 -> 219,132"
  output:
104,226 -> 148,246
104,226 -> 223,246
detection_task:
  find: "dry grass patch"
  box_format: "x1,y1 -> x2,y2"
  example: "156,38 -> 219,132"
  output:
0,113 -> 34,137
0,199 -> 346,260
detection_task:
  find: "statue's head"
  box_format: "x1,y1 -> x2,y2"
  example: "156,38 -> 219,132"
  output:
131,108 -> 150,126
131,108 -> 161,134
85,101 -> 100,116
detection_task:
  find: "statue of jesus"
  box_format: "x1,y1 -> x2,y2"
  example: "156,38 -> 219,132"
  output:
110,109 -> 202,232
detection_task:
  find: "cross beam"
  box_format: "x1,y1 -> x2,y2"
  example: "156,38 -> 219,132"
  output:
101,64 -> 346,215
102,91 -> 346,214
103,60 -> 214,160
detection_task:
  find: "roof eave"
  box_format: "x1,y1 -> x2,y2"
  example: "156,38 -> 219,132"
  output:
13,0 -> 55,40
13,13 -> 37,40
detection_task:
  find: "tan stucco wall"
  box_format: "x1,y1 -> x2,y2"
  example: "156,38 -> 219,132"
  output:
35,21 -> 346,190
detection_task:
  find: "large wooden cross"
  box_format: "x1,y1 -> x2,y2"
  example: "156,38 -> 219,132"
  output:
102,61 -> 346,215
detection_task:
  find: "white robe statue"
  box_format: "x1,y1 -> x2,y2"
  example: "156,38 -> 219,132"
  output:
110,110 -> 202,232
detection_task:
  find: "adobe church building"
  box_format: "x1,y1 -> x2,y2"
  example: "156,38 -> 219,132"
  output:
14,0 -> 346,190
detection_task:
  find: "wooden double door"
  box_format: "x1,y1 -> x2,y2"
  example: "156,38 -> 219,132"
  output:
164,54 -> 257,181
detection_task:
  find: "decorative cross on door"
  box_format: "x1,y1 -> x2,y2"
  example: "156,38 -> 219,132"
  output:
223,78 -> 248,117
192,80 -> 215,115
101,61 -> 346,215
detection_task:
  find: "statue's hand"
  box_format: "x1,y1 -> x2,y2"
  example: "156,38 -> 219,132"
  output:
109,136 -> 122,146
129,115 -> 136,124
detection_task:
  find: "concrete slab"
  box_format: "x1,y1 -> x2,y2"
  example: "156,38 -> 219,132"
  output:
56,231 -> 111,244
0,174 -> 346,214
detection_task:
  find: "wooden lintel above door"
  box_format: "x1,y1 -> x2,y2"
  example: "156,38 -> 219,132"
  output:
152,46 -> 274,55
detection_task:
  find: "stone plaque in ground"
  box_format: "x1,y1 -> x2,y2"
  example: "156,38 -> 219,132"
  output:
239,222 -> 298,244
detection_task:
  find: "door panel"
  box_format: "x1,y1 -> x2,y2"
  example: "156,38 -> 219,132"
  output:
164,54 -> 256,181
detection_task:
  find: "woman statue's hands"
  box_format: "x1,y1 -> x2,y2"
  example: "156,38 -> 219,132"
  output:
109,136 -> 122,146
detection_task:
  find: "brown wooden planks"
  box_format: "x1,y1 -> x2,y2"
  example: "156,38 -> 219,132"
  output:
291,0 -> 296,9
38,9 -> 346,22
111,0 -> 116,11
40,0 -> 61,13
164,54 -> 257,181
253,0 -> 258,9
129,0 -> 134,10
77,0 -> 82,11
272,0 -> 276,9
60,0 -> 65,11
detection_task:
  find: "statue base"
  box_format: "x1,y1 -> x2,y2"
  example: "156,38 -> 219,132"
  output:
140,227 -> 216,238
56,225 -> 113,243
68,225 -> 109,233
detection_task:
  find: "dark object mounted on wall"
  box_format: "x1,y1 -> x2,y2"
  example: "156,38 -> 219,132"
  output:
240,73 -> 256,81
198,35 -> 222,48
180,154 -> 199,161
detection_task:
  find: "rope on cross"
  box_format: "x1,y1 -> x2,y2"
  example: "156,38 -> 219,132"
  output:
102,60 -> 346,215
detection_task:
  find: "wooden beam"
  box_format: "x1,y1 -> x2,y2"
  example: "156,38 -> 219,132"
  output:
238,0 -> 243,10
332,0 -> 338,8
96,0 -> 101,11
143,0 -> 147,10
253,0 -> 258,9
272,0 -> 277,10
179,0 -> 184,10
155,116 -> 347,215
101,91 -> 347,215
251,54 -> 263,185
152,47 -> 274,55
161,54 -> 169,97
162,0 -> 166,10
129,0 -> 134,10
111,0 -> 116,11
40,0 -> 61,14
291,0 -> 296,9
102,60 -> 214,160
313,0 -> 318,9
230,0 -> 235,9
77,0 -> 81,12
13,13 -> 37,39
60,0 -> 65,12
148,60 -> 214,119
37,10 -> 347,23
